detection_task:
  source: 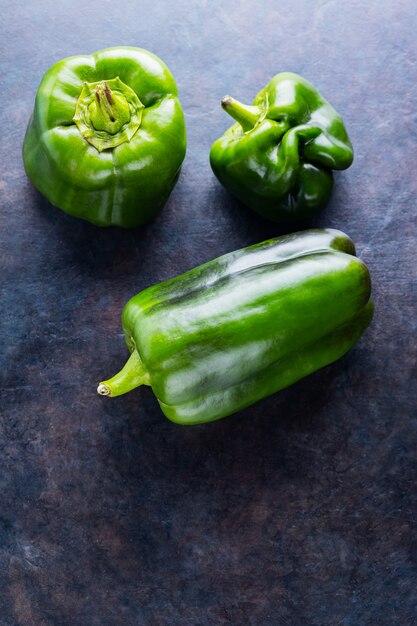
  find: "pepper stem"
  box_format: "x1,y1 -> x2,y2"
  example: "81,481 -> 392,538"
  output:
73,77 -> 144,152
97,349 -> 150,398
89,81 -> 130,135
221,96 -> 264,132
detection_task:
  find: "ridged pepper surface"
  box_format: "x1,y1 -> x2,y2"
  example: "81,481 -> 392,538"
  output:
23,47 -> 186,227
98,229 -> 373,424
210,72 -> 353,222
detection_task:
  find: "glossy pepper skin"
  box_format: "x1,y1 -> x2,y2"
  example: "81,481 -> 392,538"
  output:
23,47 -> 186,227
210,72 -> 353,222
98,229 -> 373,425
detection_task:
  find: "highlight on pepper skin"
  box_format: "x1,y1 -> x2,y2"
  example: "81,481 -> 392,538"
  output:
22,46 -> 187,227
210,72 -> 353,223
98,228 -> 373,425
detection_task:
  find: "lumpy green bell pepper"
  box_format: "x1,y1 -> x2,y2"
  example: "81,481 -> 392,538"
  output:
98,229 -> 373,425
23,47 -> 186,227
210,72 -> 353,222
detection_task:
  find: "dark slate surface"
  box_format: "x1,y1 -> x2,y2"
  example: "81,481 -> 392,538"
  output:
1,1 -> 416,624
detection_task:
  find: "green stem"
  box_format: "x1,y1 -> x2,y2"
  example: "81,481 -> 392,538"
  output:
89,81 -> 130,134
73,77 -> 144,152
221,95 -> 264,132
97,349 -> 150,398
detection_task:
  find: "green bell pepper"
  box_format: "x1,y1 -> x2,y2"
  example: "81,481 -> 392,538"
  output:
210,72 -> 353,222
23,47 -> 186,227
98,229 -> 373,425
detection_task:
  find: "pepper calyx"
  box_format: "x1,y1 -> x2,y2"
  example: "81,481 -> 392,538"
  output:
73,77 -> 144,152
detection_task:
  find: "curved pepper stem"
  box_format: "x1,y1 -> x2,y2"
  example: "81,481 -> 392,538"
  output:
97,349 -> 150,398
221,96 -> 264,132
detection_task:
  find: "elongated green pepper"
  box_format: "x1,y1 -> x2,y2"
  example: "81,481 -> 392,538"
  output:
210,72 -> 353,222
23,47 -> 186,227
98,229 -> 373,425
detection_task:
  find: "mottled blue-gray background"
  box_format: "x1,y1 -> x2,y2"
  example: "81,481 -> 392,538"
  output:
1,1 -> 416,624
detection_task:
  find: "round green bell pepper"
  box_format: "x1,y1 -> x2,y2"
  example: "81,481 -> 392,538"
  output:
210,72 -> 353,222
23,47 -> 186,227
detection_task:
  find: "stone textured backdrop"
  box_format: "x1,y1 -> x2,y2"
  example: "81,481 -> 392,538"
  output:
1,1 -> 416,624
